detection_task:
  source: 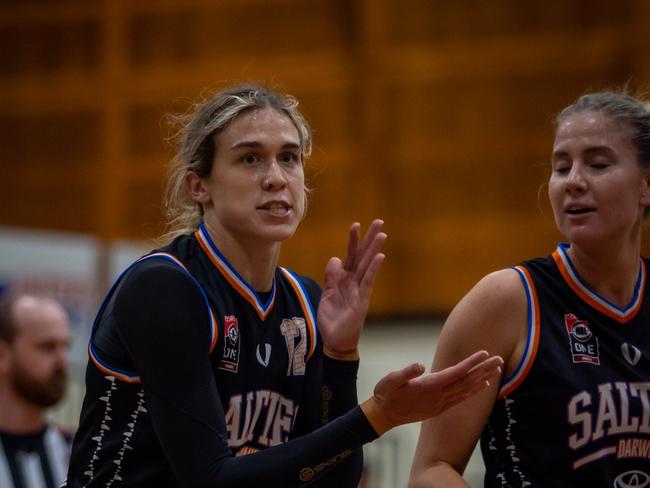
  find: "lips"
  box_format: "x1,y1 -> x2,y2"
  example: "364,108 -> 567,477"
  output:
258,202 -> 291,216
566,205 -> 595,215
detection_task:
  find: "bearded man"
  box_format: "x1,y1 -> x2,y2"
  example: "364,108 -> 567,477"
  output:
0,294 -> 72,488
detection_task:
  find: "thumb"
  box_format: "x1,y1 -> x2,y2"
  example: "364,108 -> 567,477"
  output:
362,363 -> 426,436
374,362 -> 426,395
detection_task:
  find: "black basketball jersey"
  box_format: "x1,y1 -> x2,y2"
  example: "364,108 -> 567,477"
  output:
66,224 -> 371,487
481,243 -> 650,487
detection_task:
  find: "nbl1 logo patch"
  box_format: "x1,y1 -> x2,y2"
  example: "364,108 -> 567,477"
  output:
564,313 -> 600,365
219,315 -> 241,373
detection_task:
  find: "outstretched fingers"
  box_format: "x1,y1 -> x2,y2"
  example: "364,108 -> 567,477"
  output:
359,219 -> 385,252
359,252 -> 386,299
343,223 -> 360,271
433,355 -> 504,406
367,353 -> 503,431
364,354 -> 501,432
323,256 -> 343,291
432,350 -> 490,383
344,219 -> 385,273
353,221 -> 387,285
355,231 -> 387,279
374,362 -> 426,395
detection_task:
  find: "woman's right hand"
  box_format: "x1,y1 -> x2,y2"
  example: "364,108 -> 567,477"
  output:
360,350 -> 503,434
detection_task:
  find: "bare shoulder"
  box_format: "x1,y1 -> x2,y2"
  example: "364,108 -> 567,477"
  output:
465,267 -> 527,308
435,268 -> 528,373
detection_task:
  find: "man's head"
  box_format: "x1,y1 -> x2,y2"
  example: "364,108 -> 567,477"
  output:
0,295 -> 71,407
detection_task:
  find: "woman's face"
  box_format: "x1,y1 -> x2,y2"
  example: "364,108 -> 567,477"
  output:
549,110 -> 650,247
196,107 -> 305,246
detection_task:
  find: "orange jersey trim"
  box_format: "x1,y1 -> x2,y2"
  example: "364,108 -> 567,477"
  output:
195,227 -> 275,321
89,343 -> 142,384
499,266 -> 541,398
552,244 -> 645,324
280,267 -> 318,361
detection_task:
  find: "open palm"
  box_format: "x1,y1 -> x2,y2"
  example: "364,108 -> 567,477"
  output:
317,219 -> 386,354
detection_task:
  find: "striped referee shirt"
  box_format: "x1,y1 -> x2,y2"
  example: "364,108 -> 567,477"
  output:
0,425 -> 71,488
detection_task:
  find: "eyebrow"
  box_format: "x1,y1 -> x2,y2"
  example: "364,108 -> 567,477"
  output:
584,146 -> 615,156
552,145 -> 614,160
230,141 -> 301,151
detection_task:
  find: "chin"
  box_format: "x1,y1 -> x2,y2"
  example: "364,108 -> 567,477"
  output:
563,229 -> 615,248
259,223 -> 299,243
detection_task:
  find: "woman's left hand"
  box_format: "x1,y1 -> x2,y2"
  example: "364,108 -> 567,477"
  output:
317,219 -> 387,357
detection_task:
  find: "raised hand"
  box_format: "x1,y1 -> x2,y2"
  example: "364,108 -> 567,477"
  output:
361,351 -> 504,434
317,219 -> 387,356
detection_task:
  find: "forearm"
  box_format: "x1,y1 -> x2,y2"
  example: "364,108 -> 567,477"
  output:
297,354 -> 363,487
151,402 -> 377,487
409,461 -> 469,488
321,354 -> 359,422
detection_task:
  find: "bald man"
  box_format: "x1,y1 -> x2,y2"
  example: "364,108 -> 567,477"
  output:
0,294 -> 72,488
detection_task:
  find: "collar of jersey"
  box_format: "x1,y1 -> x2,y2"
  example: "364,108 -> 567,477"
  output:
195,223 -> 276,320
552,242 -> 645,323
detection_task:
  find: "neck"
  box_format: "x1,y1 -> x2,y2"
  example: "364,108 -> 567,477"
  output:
567,237 -> 642,308
0,386 -> 47,433
202,222 -> 280,292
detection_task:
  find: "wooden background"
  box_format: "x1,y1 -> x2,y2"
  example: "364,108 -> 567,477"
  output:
1,0 -> 649,316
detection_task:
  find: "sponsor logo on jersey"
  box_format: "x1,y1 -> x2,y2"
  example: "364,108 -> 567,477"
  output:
613,470 -> 650,488
564,313 -> 600,365
256,343 -> 271,367
219,315 -> 240,372
622,343 -> 642,366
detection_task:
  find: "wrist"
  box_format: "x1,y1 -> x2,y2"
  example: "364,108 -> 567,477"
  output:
359,396 -> 394,435
323,345 -> 359,361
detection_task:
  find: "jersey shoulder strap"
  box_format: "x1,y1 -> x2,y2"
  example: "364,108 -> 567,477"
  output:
279,267 -> 319,361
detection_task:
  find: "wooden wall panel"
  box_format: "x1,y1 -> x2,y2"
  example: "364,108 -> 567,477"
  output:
0,19 -> 100,76
1,0 -> 648,315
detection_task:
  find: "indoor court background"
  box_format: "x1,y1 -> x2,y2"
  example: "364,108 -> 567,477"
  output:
1,1 -> 649,486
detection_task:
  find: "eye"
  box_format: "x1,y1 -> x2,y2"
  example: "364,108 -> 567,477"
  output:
241,153 -> 259,164
588,160 -> 610,170
279,152 -> 300,165
552,161 -> 571,174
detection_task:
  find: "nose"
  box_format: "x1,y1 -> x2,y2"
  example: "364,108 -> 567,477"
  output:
56,344 -> 70,371
565,164 -> 587,194
262,160 -> 287,191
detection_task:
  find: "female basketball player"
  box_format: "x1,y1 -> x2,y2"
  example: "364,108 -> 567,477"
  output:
65,84 -> 502,487
409,91 -> 650,487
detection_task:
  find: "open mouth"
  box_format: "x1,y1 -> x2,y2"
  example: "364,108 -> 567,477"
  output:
259,203 -> 291,216
566,207 -> 594,215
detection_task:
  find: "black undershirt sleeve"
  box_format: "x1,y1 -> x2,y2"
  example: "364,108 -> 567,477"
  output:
296,356 -> 365,488
288,277 -> 364,486
113,261 -> 378,488
290,276 -> 365,486
290,278 -> 362,434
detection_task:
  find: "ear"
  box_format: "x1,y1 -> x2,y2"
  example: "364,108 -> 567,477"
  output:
186,171 -> 211,205
641,168 -> 650,207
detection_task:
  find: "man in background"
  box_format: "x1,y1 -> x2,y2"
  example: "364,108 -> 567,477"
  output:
0,294 -> 72,488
